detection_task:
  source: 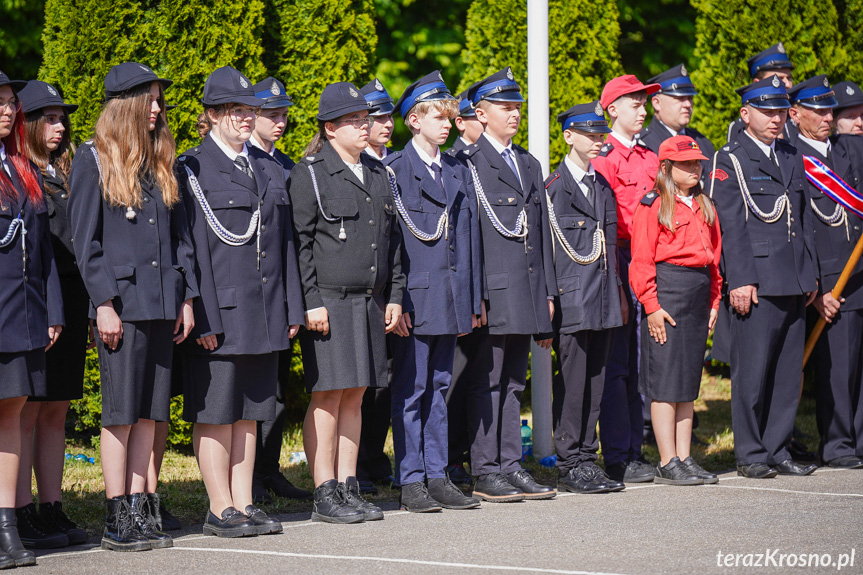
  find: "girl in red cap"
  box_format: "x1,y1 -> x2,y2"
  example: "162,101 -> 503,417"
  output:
629,135 -> 722,486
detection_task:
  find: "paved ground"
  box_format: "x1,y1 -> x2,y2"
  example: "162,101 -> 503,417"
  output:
31,467 -> 862,575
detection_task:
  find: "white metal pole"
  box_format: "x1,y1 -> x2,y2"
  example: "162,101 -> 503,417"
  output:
527,0 -> 553,460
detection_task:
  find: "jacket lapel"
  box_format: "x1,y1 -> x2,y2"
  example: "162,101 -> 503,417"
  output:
739,134 -> 783,184
558,162 -> 595,218
478,134 -> 523,195
405,143 -> 447,205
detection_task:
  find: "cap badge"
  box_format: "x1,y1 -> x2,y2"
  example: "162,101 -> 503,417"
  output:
681,65 -> 688,76
671,83 -> 678,91
772,76 -> 781,88
677,141 -> 699,151
47,85 -> 57,96
506,68 -> 514,81
438,72 -> 444,82
375,79 -> 383,91
239,76 -> 249,89
139,65 -> 150,72
270,80 -> 280,95
349,87 -> 359,98
823,77 -> 829,88
848,86 -> 855,95
594,102 -> 603,116
778,42 -> 786,54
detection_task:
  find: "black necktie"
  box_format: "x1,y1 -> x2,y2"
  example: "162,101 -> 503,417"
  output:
234,155 -> 256,184
582,174 -> 596,204
431,163 -> 444,191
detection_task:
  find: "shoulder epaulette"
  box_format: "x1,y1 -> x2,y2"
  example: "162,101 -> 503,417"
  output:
301,154 -> 324,165
459,144 -> 479,159
598,143 -> 613,157
545,172 -> 561,189
640,191 -> 659,206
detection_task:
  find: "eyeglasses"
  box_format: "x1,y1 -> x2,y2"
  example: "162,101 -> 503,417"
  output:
339,116 -> 374,128
229,106 -> 260,118
0,98 -> 19,111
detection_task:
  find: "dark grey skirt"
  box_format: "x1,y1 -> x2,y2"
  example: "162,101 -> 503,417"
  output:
182,352 -> 278,424
300,294 -> 388,393
0,349 -> 47,400
639,262 -> 711,403
97,320 -> 175,426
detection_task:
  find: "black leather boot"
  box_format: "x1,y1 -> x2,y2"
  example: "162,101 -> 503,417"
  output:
128,493 -> 172,549
146,493 -> 180,532
310,480 -> 364,524
343,477 -> 384,521
39,501 -> 88,545
16,502 -> 68,548
0,508 -> 36,566
427,477 -> 480,509
101,496 -> 150,552
0,549 -> 13,570
399,481 -> 442,513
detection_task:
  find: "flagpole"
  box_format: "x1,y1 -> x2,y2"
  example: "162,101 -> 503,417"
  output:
803,232 -> 863,368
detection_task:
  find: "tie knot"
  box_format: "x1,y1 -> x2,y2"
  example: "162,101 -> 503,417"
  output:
234,155 -> 250,169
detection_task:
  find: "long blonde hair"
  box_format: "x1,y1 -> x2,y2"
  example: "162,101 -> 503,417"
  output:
654,159 -> 716,232
93,82 -> 178,209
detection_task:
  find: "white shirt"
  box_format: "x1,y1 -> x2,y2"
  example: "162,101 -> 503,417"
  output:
656,118 -> 680,138
482,132 -> 522,186
411,138 -> 442,179
798,134 -> 831,158
743,129 -> 777,161
249,134 -> 275,157
46,163 -> 56,178
210,132 -> 255,177
677,194 -> 694,210
343,160 -> 364,184
364,146 -> 388,161
459,136 -> 472,147
609,130 -> 637,149
563,155 -> 596,199
0,142 -> 9,178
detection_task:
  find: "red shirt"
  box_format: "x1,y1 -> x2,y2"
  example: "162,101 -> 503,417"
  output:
629,194 -> 723,314
592,135 -> 659,241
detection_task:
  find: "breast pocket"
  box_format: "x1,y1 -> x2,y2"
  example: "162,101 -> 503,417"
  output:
326,197 -> 359,233
556,274 -> 583,326
559,216 -> 595,250
207,191 -> 253,210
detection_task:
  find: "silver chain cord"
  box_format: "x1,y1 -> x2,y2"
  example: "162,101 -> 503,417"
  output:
546,192 -> 606,267
728,152 -> 792,242
467,160 -> 528,239
308,164 -> 346,240
385,166 -> 448,242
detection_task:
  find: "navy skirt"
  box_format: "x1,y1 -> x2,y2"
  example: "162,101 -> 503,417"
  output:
0,349 -> 47,400
639,262 -> 711,402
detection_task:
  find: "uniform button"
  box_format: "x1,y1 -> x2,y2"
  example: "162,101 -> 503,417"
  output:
143,196 -> 150,203
528,245 -> 533,251
448,225 -> 453,231
261,225 -> 266,231
855,226 -> 861,231
529,267 -> 534,273
149,218 -> 155,225
152,261 -> 158,268
262,277 -> 268,284
451,266 -> 456,271
371,243 -> 377,250
791,232 -> 797,238
558,288 -> 563,294
24,275 -> 29,282
450,245 -> 455,251
370,266 -> 376,272
261,251 -> 267,258
60,193 -> 67,199
229,200 -> 234,205
366,289 -> 373,294
791,217 -> 795,223
369,220 -> 375,226
70,238 -> 74,243
366,197 -> 372,203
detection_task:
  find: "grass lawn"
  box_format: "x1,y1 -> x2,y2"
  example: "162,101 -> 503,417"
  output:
52,366 -> 819,536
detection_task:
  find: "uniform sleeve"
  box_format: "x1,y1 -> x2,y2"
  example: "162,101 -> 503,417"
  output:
536,162 -> 558,300
38,172 -> 64,327
465,168 -> 483,315
709,212 -> 723,311
286,162 -> 325,311
170,186 -> 200,302
282,198 -> 306,327
710,152 -> 759,290
629,202 -> 662,314
67,147 -> 119,308
385,183 -> 405,308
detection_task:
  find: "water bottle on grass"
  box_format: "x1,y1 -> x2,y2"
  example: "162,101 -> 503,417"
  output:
521,419 -> 533,461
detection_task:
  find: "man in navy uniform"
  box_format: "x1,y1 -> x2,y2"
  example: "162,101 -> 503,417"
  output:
445,89 -> 484,158
546,102 -> 627,493
709,75 -> 818,478
789,76 -> 863,469
361,78 -> 395,162
454,67 -> 557,502
248,77 -> 313,503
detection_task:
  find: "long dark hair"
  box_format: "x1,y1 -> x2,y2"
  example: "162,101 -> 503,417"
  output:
0,99 -> 43,206
24,108 -> 73,181
303,120 -> 328,157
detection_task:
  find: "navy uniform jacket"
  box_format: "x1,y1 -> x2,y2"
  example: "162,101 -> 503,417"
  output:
804,135 -> 863,310
288,140 -> 405,311
709,135 -> 816,296
273,147 -> 296,180
176,135 -> 304,355
43,171 -> 79,277
383,142 -> 481,335
458,134 -> 556,336
68,142 -> 199,321
0,164 -> 63,353
444,137 -> 470,159
545,163 -> 622,334
639,122 -> 716,186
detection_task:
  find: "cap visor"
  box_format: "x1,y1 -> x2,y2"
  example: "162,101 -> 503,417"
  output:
644,82 -> 661,95
800,97 -> 838,109
749,100 -> 791,110
484,92 -> 525,103
569,125 -> 612,134
370,102 -> 395,116
260,96 -> 294,109
663,151 -> 708,162
660,88 -> 698,97
1,80 -> 28,92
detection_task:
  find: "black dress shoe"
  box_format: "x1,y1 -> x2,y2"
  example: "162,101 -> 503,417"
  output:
655,457 -> 703,485
558,465 -> 613,494
593,466 -> 625,492
263,472 -> 314,500
399,481 -> 442,513
128,493 -> 172,549
472,473 -> 524,502
311,480 -> 364,524
506,469 -> 556,500
15,503 -> 68,549
445,464 -> 472,486
0,508 -> 38,565
101,497 -> 150,552
39,501 -> 88,545
826,455 -> 863,469
606,459 -> 654,483
342,477 -> 384,521
681,457 -> 719,484
774,459 -> 817,476
427,477 -> 480,509
203,507 -> 257,537
737,463 -> 778,479
243,505 -> 283,535
252,474 -> 273,505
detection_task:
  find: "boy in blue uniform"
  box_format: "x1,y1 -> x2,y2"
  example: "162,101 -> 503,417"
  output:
385,71 -> 481,512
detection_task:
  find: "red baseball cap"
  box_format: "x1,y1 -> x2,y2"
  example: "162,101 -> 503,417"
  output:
658,135 -> 709,162
600,74 -> 660,109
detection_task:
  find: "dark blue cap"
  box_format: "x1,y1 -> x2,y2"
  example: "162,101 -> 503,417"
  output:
0,70 -> 26,92
104,62 -> 172,100
747,43 -> 794,78
18,80 -> 78,114
648,64 -> 697,97
317,82 -> 371,121
457,89 -> 476,118
834,81 -> 863,111
469,67 -> 524,105
736,74 -> 790,109
360,78 -> 394,116
394,71 -> 454,117
202,66 -> 263,107
557,101 -> 611,133
789,75 -> 837,109
253,77 -> 293,109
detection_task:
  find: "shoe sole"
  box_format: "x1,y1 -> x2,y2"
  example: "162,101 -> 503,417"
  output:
471,491 -> 525,503
310,512 -> 365,524
255,524 -> 284,535
400,505 -> 442,513
558,484 -> 614,494
0,559 -> 15,570
101,538 -> 152,552
362,511 -> 385,521
737,470 -> 778,479
521,491 -> 557,500
776,470 -> 817,476
622,475 -> 654,484
148,538 -> 173,549
828,463 -> 863,470
654,477 -> 704,486
202,525 -> 258,538
14,556 -> 37,567
437,502 -> 481,510
700,477 -> 720,484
